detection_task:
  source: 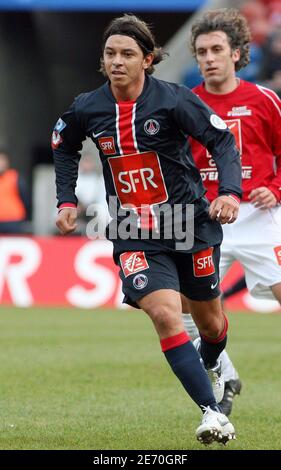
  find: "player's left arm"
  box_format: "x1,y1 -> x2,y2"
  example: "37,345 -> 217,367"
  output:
173,86 -> 242,224
249,90 -> 281,209
249,158 -> 281,209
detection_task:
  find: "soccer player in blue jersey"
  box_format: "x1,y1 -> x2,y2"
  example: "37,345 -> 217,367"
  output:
53,14 -> 242,444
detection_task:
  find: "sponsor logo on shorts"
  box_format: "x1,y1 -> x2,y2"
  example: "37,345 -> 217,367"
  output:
98,136 -> 116,155
93,129 -> 106,138
133,273 -> 148,290
274,246 -> 281,266
120,251 -> 149,278
192,247 -> 215,277
211,279 -> 219,290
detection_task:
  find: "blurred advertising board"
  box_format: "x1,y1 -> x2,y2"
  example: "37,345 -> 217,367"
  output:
0,236 -> 280,312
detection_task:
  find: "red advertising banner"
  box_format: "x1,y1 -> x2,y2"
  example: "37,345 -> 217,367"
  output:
0,236 -> 280,312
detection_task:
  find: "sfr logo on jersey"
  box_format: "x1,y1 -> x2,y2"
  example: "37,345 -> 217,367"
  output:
108,151 -> 168,208
274,246 -> 281,266
120,251 -> 149,278
98,136 -> 116,155
192,247 -> 215,277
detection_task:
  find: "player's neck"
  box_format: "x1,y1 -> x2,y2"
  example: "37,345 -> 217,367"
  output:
205,76 -> 240,95
110,76 -> 145,102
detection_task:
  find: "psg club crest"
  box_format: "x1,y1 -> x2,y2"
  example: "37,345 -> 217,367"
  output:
133,274 -> 148,290
144,119 -> 160,135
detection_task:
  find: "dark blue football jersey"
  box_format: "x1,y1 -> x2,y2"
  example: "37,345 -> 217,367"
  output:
52,75 -> 241,254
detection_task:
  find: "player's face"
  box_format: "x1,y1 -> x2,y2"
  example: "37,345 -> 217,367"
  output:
103,35 -> 153,91
195,31 -> 240,87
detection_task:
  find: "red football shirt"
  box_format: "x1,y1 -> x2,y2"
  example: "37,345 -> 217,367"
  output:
191,80 -> 281,202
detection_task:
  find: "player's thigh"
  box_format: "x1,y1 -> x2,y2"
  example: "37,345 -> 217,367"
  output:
181,294 -> 191,313
138,288 -> 184,338
187,296 -> 224,338
176,245 -> 221,302
242,251 -> 281,300
219,250 -> 236,280
220,225 -> 236,279
117,250 -> 180,308
238,208 -> 281,299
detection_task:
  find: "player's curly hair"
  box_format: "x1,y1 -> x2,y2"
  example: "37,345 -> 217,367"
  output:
190,9 -> 251,71
100,14 -> 167,76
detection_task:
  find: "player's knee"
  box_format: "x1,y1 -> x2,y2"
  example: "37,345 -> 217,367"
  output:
146,301 -> 181,329
199,315 -> 225,339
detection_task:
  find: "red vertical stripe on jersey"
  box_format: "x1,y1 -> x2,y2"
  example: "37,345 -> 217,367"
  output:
117,101 -> 137,155
116,101 -> 158,230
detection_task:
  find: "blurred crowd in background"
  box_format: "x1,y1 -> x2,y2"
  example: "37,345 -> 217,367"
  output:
183,0 -> 281,91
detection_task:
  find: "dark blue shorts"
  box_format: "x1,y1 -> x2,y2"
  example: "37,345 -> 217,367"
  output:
117,245 -> 221,308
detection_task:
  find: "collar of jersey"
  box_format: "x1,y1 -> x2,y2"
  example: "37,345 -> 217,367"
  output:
103,74 -> 151,104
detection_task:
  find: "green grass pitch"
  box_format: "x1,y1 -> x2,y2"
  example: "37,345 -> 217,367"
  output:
0,306 -> 280,450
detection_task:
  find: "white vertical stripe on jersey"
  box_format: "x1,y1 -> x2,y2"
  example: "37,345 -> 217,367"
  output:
115,103 -> 123,155
256,85 -> 281,117
131,103 -> 139,152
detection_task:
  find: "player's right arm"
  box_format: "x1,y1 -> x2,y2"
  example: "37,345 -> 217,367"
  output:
51,98 -> 86,235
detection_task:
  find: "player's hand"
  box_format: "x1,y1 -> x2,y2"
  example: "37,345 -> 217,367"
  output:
209,195 -> 239,225
56,208 -> 78,235
249,187 -> 278,209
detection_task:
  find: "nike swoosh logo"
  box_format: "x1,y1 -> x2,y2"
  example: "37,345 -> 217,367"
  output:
92,130 -> 106,138
211,280 -> 218,290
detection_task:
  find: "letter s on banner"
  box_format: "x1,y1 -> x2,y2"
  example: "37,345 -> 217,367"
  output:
66,240 -> 116,308
0,237 -> 42,307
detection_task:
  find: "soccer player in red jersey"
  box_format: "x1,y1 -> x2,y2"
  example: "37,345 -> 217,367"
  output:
53,14 -> 242,444
184,8 -> 281,416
